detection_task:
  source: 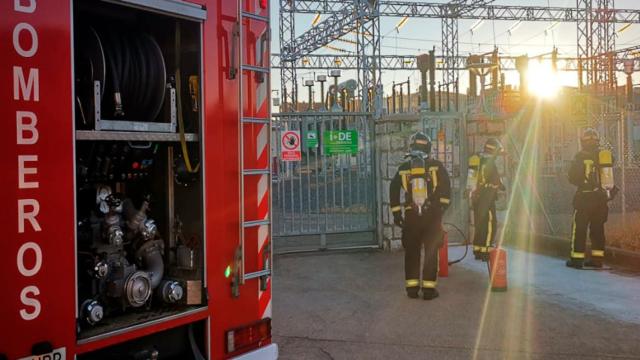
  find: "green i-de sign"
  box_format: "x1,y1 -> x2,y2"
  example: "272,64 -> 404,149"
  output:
323,130 -> 359,155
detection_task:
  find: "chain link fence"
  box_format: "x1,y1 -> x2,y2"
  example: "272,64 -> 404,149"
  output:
506,106 -> 640,254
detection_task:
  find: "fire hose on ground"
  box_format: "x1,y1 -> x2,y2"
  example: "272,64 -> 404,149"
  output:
443,222 -> 470,266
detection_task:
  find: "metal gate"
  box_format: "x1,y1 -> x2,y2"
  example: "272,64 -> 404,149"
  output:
272,112 -> 378,252
420,114 -> 468,235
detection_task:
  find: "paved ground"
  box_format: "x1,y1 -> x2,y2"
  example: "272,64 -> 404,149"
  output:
272,247 -> 640,360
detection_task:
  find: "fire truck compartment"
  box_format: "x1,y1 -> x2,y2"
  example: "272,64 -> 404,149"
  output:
73,0 -> 206,341
77,320 -> 207,359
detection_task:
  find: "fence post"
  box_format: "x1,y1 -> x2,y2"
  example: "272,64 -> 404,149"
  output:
460,113 -> 470,238
374,115 -> 384,248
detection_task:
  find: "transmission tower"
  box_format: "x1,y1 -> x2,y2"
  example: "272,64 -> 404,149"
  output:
279,0 -> 640,115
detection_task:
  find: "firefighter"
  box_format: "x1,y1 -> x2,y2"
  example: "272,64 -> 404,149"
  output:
567,128 -> 616,269
472,138 -> 505,261
390,132 -> 451,300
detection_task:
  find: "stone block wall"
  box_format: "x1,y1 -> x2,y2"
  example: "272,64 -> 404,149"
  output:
375,114 -> 426,250
375,113 -> 468,250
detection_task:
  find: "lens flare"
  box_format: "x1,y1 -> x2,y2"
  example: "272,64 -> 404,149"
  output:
527,61 -> 560,99
472,100 -> 545,359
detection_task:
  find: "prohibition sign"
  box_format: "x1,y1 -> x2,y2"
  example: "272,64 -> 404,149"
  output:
281,130 -> 301,161
282,131 -> 300,150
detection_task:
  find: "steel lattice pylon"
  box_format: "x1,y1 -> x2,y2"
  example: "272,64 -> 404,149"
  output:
279,0 -> 640,115
279,0 -> 297,111
576,0 -> 592,89
441,1 -> 492,111
442,16 -> 458,112
576,0 -> 616,93
595,0 -> 618,146
356,1 -> 382,115
576,0 -> 619,148
592,0 -> 616,92
271,53 -> 640,72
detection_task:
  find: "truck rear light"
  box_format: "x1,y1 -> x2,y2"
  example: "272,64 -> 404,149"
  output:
226,318 -> 271,354
260,0 -> 268,9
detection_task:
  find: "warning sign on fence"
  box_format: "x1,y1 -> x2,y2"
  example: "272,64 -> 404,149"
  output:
323,130 -> 359,155
281,130 -> 302,161
305,130 -> 319,148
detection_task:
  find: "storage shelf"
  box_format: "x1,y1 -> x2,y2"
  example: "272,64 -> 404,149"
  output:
76,130 -> 199,142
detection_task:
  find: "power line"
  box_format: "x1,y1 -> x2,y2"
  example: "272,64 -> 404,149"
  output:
382,33 -> 640,51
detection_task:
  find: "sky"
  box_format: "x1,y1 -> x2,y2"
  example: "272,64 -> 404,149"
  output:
269,0 -> 640,104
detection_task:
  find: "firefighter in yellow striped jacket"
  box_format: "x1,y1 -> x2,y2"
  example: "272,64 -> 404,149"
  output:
472,138 -> 505,261
566,128 -> 616,269
390,132 -> 451,300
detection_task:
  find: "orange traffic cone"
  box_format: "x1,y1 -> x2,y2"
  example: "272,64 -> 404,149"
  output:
439,231 -> 449,277
488,247 -> 507,292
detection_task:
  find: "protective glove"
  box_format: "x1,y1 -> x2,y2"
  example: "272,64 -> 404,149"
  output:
393,212 -> 404,228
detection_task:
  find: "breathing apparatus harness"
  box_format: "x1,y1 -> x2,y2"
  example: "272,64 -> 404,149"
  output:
406,150 -> 430,215
580,129 -> 617,200
404,146 -> 469,266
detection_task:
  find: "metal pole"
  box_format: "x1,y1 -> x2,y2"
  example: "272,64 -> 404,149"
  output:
399,85 -> 404,113
460,113 -> 470,237
305,79 -> 314,111
455,75 -> 459,112
421,69 -> 428,110
375,118 -> 384,247
392,82 -> 396,114
330,117 -> 337,233
429,48 -> 436,112
313,116 -> 320,233
407,77 -> 411,113
446,82 -> 451,112
322,117 -> 329,240
622,108 -> 628,229
306,117 -> 313,232
318,75 -> 327,111
298,117 -> 304,234
438,82 -> 442,112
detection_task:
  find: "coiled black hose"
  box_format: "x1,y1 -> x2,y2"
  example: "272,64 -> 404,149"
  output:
98,27 -> 166,121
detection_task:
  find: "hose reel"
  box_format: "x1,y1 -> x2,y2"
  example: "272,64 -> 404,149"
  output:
75,26 -> 167,126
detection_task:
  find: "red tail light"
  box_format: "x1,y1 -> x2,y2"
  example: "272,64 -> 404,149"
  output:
260,0 -> 268,9
226,318 -> 271,354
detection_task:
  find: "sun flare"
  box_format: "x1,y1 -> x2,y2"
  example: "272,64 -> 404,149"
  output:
527,61 -> 561,99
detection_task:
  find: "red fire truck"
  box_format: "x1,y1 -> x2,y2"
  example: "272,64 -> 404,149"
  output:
1,0 -> 275,358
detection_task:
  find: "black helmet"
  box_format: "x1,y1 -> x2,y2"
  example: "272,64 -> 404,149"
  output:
409,131 -> 432,155
580,128 -> 600,151
484,138 -> 504,156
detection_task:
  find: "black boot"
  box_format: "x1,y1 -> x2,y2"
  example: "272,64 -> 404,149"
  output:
422,288 -> 439,300
407,288 -> 419,299
584,258 -> 603,268
473,251 -> 481,260
566,258 -> 584,269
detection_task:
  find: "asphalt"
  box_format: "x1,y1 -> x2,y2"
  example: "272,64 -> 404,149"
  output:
272,247 -> 640,360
